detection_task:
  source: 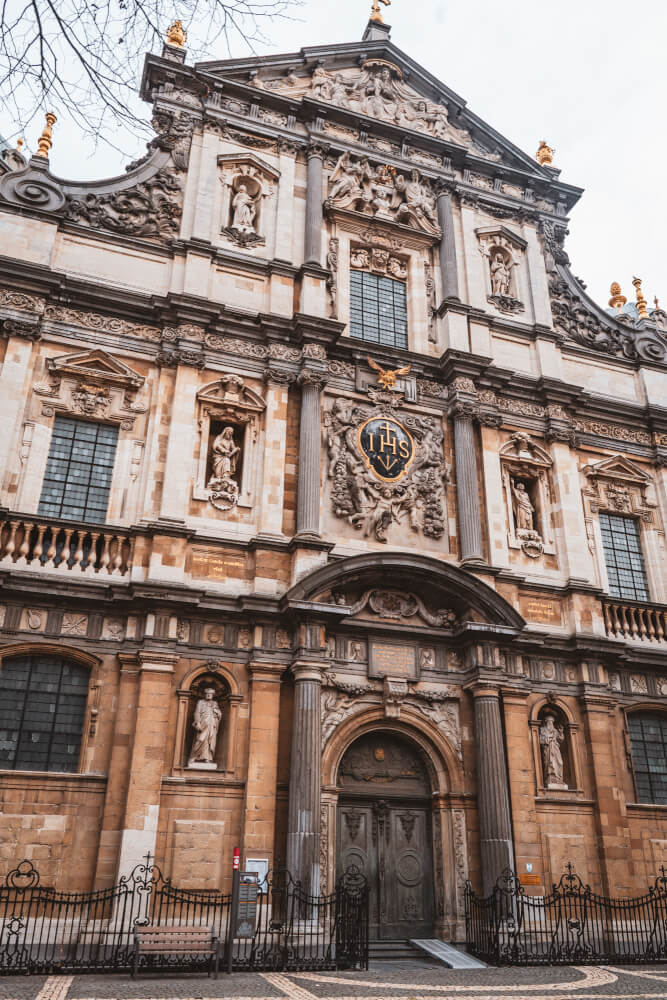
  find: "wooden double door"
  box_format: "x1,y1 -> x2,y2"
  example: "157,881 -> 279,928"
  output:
337,798 -> 435,940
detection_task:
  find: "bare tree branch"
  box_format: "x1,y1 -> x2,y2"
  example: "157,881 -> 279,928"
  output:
0,0 -> 302,154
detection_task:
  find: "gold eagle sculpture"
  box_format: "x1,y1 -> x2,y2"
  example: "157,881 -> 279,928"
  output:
367,356 -> 411,390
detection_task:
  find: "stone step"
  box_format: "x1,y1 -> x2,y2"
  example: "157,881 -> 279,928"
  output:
410,939 -> 487,968
369,939 -> 425,960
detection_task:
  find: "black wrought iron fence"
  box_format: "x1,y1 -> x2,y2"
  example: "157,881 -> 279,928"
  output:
465,865 -> 667,965
0,858 -> 368,975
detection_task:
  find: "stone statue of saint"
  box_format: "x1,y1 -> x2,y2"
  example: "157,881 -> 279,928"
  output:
539,712 -> 565,786
512,480 -> 535,533
189,688 -> 222,766
490,252 -> 512,296
231,184 -> 257,233
208,427 -> 240,487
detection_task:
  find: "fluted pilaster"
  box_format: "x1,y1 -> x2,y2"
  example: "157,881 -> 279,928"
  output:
472,686 -> 515,896
304,144 -> 325,266
286,662 -> 322,894
296,371 -> 326,537
436,184 -> 459,300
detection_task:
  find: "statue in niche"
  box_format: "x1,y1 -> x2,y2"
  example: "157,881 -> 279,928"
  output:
231,184 -> 258,233
189,688 -> 222,766
512,480 -> 535,533
490,252 -> 512,296
539,712 -> 566,787
207,426 -> 241,511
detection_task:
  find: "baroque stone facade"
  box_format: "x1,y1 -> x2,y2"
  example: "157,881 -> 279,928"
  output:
0,16 -> 665,944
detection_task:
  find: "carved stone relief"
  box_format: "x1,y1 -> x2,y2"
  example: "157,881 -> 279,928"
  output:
329,588 -> 458,628
324,398 -> 449,543
326,152 -> 440,236
275,59 -> 499,160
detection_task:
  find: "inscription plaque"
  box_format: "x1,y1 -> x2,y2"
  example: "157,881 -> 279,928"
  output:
369,641 -> 418,680
519,595 -> 563,626
191,547 -> 245,581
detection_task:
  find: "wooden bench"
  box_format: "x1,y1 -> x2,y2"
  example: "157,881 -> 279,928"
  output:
132,924 -> 221,978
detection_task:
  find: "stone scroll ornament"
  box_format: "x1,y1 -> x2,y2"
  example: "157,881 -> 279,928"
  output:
325,396 -> 449,543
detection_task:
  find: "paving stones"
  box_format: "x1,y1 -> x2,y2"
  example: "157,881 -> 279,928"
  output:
2,966 -> 667,1000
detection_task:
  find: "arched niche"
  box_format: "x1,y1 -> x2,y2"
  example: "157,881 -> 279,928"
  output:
529,697 -> 582,796
171,661 -> 242,778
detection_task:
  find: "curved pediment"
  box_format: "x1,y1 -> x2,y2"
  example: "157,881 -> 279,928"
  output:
284,552 -> 525,631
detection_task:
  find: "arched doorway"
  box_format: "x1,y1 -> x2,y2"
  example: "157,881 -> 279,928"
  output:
336,732 -> 435,941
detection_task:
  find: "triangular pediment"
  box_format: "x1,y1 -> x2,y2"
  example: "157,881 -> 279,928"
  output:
583,456 -> 651,484
47,349 -> 144,388
196,38 -> 568,186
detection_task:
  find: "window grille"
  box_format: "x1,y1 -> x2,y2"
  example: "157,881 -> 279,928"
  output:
0,654 -> 89,773
628,712 -> 667,806
599,513 -> 649,601
38,417 -> 119,523
349,271 -> 408,349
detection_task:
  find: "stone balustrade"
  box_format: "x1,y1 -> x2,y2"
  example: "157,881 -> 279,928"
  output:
0,513 -> 133,577
602,597 -> 667,643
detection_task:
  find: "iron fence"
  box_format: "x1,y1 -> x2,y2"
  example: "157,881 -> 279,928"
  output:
465,865 -> 667,965
0,857 -> 368,975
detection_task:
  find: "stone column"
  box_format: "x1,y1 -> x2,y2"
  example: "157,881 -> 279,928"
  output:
450,391 -> 484,564
436,183 -> 460,301
159,359 -> 201,522
0,330 -> 38,501
472,685 -> 515,896
296,371 -> 327,538
286,661 -> 322,894
259,368 -> 294,538
304,143 -> 325,266
115,652 -> 178,880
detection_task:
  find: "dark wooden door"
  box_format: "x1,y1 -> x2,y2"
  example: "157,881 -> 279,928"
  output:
337,799 -> 434,940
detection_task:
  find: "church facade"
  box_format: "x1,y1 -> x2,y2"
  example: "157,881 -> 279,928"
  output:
0,14 -> 665,944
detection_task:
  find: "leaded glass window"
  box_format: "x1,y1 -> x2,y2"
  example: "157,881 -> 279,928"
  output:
599,513 -> 649,601
38,417 -> 119,523
628,712 -> 667,806
0,654 -> 89,773
349,271 -> 408,349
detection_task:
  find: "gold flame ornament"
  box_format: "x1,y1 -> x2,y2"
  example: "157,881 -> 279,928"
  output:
166,19 -> 187,47
367,356 -> 411,390
632,277 -> 649,320
536,140 -> 554,166
35,112 -> 57,159
608,282 -> 627,312
370,0 -> 392,23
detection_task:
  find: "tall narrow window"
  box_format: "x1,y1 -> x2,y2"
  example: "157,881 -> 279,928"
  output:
0,654 -> 89,773
349,271 -> 408,349
599,513 -> 649,601
628,713 -> 667,805
39,417 -> 119,523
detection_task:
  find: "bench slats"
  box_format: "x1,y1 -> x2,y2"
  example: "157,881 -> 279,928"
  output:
132,924 -> 220,977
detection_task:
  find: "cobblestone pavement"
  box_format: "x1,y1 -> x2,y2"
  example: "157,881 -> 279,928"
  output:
1,965 -> 666,1000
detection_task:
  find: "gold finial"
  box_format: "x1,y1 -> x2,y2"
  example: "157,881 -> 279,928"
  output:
370,0 -> 392,23
166,19 -> 187,47
632,276 -> 649,320
608,282 -> 627,312
35,112 -> 57,159
654,296 -> 660,310
536,140 -> 554,166
16,138 -> 23,152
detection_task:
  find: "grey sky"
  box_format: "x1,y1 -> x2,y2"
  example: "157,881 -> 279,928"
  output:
5,0 -> 665,313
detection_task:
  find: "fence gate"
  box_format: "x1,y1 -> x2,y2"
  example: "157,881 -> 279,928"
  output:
0,858 -> 368,974
465,865 -> 667,965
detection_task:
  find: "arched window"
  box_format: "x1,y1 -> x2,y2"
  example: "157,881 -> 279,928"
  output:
0,654 -> 89,773
628,712 -> 667,805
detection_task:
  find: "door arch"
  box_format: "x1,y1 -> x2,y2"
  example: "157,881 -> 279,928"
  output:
336,731 -> 435,941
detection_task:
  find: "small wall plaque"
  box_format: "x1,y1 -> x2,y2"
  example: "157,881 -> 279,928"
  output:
369,641 -> 418,680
